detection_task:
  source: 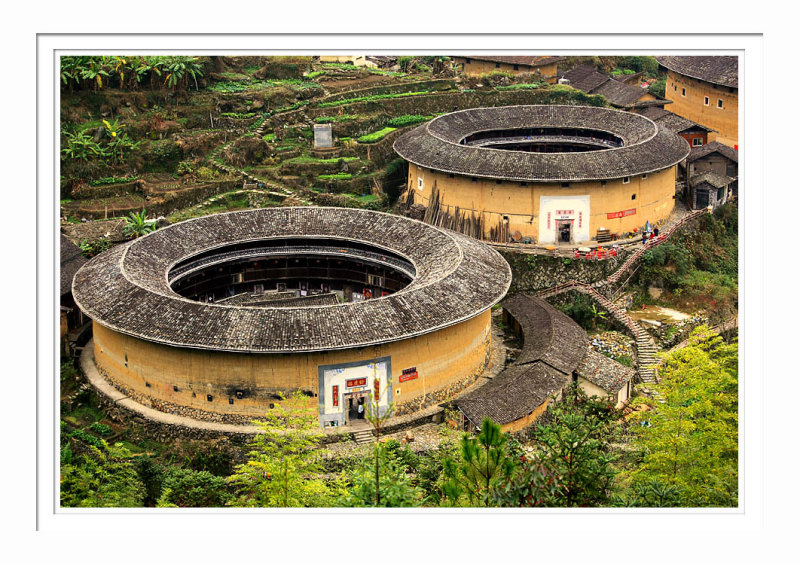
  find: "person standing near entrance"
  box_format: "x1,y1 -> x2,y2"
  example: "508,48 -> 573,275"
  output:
357,401 -> 364,419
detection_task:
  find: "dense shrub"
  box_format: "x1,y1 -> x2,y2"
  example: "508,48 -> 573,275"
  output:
357,127 -> 397,143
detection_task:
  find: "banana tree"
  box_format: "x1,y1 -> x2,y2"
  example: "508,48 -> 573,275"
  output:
122,210 -> 156,239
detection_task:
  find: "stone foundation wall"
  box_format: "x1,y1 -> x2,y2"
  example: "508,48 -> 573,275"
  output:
501,251 -> 628,294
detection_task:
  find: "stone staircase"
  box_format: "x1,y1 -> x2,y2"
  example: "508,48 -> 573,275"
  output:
537,280 -> 661,396
534,207 -> 714,400
351,428 -> 375,445
593,208 -> 709,296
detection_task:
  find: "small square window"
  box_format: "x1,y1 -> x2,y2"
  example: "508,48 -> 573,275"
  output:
692,138 -> 703,147
513,64 -> 519,71
417,177 -> 423,190
496,180 -> 502,185
561,182 -> 570,187
641,174 -> 647,180
681,88 -> 686,96
465,58 -> 471,64
495,63 -> 500,68
631,194 -> 637,200
600,180 -> 607,186
622,177 -> 630,184
704,96 -> 710,106
717,99 -> 723,108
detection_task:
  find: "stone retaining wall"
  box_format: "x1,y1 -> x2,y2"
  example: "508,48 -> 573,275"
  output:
501,250 -> 629,294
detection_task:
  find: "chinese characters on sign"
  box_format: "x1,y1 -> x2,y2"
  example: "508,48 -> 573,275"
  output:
399,367 -> 419,383
606,208 -> 637,220
346,378 -> 367,388
332,385 -> 339,407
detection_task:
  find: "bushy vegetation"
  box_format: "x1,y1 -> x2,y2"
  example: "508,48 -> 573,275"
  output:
386,114 -> 434,127
495,83 -> 542,91
356,127 -> 397,143
61,55 -> 205,91
616,327 -> 738,506
637,203 -> 738,318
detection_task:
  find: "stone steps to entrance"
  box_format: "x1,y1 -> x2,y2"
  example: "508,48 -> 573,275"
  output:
351,429 -> 375,445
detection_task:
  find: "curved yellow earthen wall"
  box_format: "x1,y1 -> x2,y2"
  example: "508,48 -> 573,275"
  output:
92,309 -> 491,417
408,163 -> 676,242
664,70 -> 738,147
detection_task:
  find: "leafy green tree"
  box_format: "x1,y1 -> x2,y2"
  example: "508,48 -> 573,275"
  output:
363,372 -> 395,506
441,418 -> 516,507
134,456 -> 165,507
621,327 -> 738,506
337,442 -> 423,507
122,210 -> 156,239
61,130 -> 106,162
156,467 -> 232,507
492,460 -> 562,507
228,391 -> 331,507
613,478 -> 683,507
60,426 -> 145,507
417,439 -> 459,505
523,384 -> 618,507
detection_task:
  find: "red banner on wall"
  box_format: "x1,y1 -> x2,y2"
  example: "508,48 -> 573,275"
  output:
374,378 -> 380,401
607,208 -> 637,220
332,385 -> 339,407
400,369 -> 418,383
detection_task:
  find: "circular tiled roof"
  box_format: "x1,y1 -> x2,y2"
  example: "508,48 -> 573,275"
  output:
393,105 -> 690,182
72,207 -> 512,353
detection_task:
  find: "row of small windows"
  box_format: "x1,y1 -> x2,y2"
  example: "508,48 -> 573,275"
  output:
462,58 -> 519,71
418,173 -> 649,188
672,83 -> 725,108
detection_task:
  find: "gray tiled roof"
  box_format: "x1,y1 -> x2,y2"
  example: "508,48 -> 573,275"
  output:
688,140 -> 738,163
72,208 -> 512,353
453,294 -> 588,426
503,294 -> 588,372
689,171 -> 734,189
394,105 -> 690,182
461,56 -> 566,68
456,363 -> 570,426
61,234 -> 88,297
561,65 -> 663,108
575,348 -> 634,393
637,106 -> 714,134
656,56 -> 738,88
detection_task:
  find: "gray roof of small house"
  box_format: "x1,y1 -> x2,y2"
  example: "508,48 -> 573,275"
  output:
393,105 -> 689,183
575,347 -> 635,394
61,234 -> 88,297
655,56 -> 738,89
459,56 -> 566,69
560,65 -> 667,108
502,294 -> 588,372
71,207 -> 512,353
456,363 -> 570,426
690,171 -> 735,189
453,294 -> 588,426
637,106 -> 714,134
688,140 -> 739,164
